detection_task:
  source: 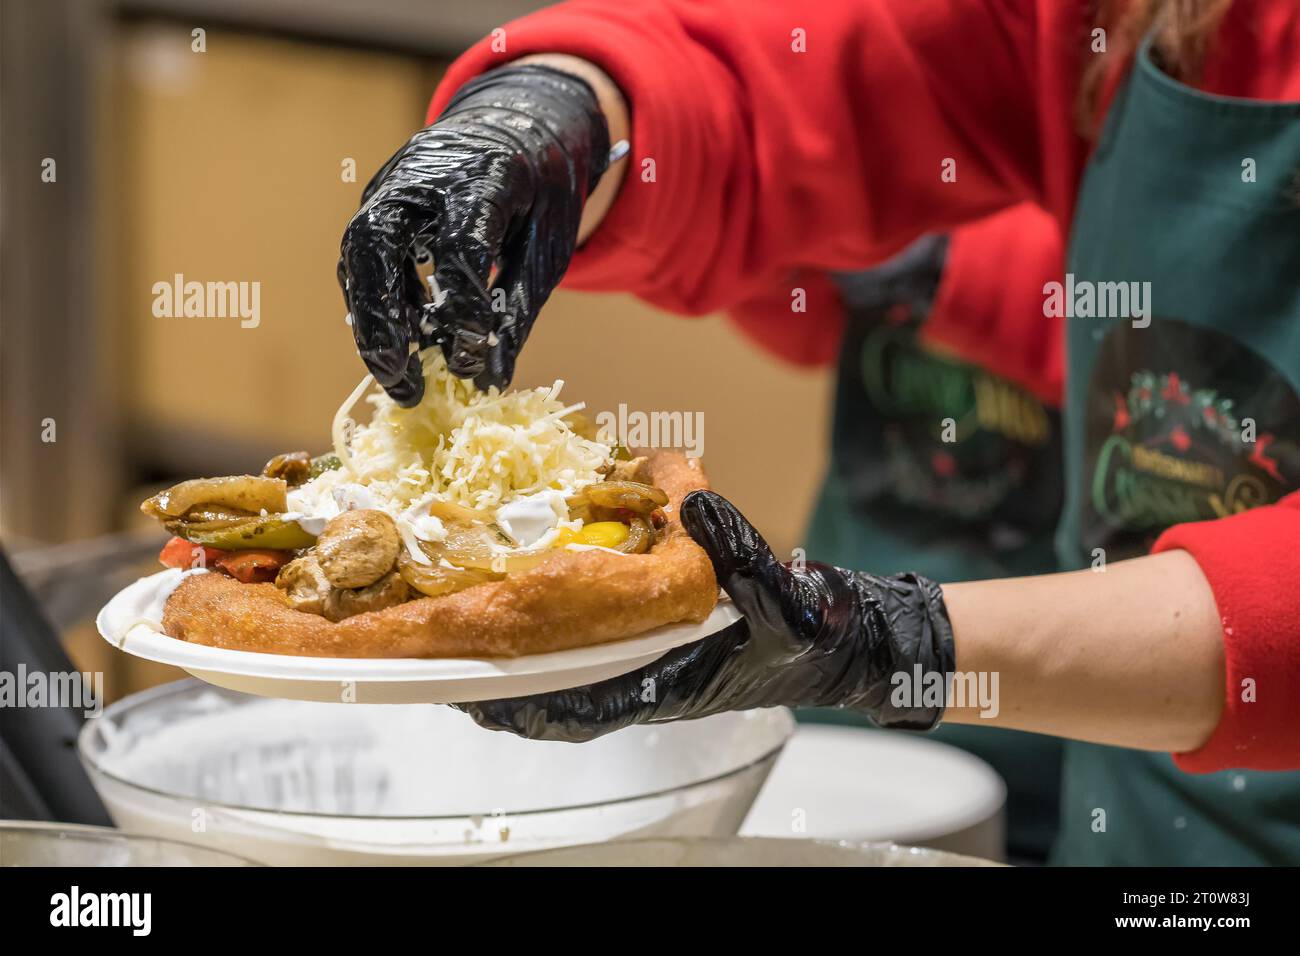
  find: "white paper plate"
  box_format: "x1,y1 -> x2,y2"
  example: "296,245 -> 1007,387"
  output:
96,571 -> 741,704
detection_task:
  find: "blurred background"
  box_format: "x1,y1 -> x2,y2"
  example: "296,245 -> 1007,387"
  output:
1,0 -> 830,703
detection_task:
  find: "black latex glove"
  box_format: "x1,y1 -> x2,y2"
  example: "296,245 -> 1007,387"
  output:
338,64 -> 611,404
458,491 -> 957,742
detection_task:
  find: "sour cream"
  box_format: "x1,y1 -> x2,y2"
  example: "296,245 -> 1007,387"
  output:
392,494 -> 451,566
398,495 -> 449,544
285,480 -> 377,536
99,567 -> 207,643
283,474 -> 579,566
495,489 -> 569,548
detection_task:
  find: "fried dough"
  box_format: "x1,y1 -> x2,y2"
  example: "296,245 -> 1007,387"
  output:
161,450 -> 717,658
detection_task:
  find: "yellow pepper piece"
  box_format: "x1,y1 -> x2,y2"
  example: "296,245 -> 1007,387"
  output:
577,521 -> 630,549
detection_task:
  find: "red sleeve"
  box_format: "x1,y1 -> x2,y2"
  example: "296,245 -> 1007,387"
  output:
922,203 -> 1065,406
718,202 -> 1067,405
1153,493 -> 1300,773
723,270 -> 846,368
427,0 -> 1091,316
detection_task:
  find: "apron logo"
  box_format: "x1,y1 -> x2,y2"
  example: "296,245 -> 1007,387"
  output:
1044,273 -> 1151,328
861,324 -> 1050,445
836,319 -> 1061,529
1083,321 -> 1300,559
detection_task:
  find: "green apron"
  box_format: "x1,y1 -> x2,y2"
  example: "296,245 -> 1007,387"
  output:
1052,42 -> 1300,865
804,236 -> 1067,862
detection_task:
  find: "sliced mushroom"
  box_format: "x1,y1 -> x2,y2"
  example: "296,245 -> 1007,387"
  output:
262,451 -> 312,486
275,554 -> 332,616
323,570 -> 410,622
315,509 -> 401,589
607,456 -> 651,484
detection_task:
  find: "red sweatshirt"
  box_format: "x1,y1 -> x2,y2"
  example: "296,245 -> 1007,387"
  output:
725,203 -> 1068,404
428,0 -> 1300,772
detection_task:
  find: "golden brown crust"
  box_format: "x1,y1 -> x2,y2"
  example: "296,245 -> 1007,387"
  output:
161,450 -> 717,658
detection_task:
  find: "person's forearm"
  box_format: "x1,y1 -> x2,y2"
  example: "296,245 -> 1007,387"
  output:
940,550 -> 1224,753
516,54 -> 629,243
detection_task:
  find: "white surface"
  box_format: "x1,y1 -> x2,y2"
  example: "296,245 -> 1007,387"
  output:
79,680 -> 794,866
740,724 -> 1006,860
96,570 -> 741,703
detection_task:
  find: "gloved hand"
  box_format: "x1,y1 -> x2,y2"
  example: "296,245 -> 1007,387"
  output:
458,491 -> 956,741
338,64 -> 611,404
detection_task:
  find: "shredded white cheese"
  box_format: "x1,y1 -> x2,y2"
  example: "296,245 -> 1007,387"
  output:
332,372 -> 374,471
292,350 -> 610,555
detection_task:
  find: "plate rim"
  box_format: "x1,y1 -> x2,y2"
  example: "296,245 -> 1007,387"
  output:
96,572 -> 741,684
